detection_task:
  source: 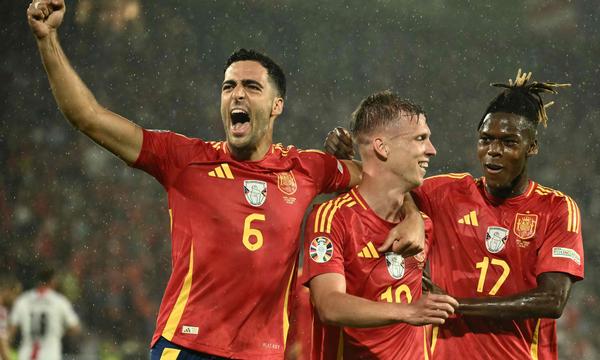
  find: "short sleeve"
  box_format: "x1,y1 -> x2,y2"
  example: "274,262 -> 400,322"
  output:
536,196 -> 584,281
298,150 -> 350,194
301,202 -> 347,286
132,129 -> 212,188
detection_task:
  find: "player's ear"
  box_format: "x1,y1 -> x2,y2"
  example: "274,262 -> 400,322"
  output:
373,137 -> 388,160
527,139 -> 538,157
271,97 -> 284,117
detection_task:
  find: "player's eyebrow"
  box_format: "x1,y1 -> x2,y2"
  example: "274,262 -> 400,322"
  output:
241,79 -> 263,89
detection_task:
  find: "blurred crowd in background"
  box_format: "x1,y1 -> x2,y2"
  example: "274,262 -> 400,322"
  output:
1,0 -> 599,358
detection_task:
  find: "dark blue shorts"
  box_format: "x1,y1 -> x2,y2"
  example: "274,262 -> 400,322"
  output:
150,337 -> 229,360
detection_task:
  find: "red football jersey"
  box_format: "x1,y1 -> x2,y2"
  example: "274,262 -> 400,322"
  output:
413,173 -> 584,360
301,187 -> 431,360
133,129 -> 350,359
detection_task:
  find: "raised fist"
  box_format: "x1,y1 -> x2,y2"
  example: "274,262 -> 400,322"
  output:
27,0 -> 66,40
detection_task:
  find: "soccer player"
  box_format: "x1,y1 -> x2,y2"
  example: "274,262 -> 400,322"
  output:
9,267 -> 80,360
0,275 -> 22,360
325,70 -> 584,359
27,1 -> 424,358
302,91 -> 458,359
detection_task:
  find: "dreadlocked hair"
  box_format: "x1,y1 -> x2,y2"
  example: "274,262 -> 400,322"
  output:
478,69 -> 570,129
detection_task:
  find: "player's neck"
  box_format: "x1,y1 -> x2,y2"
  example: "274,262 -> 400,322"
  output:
227,140 -> 272,161
485,171 -> 531,199
359,174 -> 408,223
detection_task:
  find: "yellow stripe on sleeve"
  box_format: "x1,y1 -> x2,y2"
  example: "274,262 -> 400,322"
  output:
326,197 -> 353,233
565,197 -> 574,232
313,202 -> 329,233
162,246 -> 194,341
319,201 -> 335,233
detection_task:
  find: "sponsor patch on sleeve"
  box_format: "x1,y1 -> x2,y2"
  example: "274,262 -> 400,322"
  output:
552,247 -> 581,265
336,160 -> 344,174
309,236 -> 334,263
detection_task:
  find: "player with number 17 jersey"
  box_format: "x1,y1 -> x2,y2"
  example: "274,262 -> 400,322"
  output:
413,173 -> 584,360
133,129 -> 350,359
301,187 -> 431,359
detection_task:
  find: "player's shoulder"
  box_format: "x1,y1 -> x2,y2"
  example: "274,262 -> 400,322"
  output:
532,182 -> 580,210
532,182 -> 581,233
310,189 -> 363,229
421,172 -> 476,190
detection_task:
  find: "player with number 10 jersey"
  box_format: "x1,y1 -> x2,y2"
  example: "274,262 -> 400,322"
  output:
302,188 -> 431,359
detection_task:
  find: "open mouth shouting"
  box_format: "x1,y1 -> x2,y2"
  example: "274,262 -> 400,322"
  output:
418,161 -> 429,174
230,109 -> 251,137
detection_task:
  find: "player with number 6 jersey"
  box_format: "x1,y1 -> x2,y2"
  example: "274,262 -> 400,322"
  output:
134,130 -> 350,358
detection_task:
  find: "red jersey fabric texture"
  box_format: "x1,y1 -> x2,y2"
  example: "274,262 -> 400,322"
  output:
413,173 -> 584,360
301,187 -> 432,360
133,129 -> 350,359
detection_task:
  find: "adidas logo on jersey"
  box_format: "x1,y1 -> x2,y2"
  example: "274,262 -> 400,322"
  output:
358,242 -> 379,259
208,163 -> 234,179
458,210 -> 478,226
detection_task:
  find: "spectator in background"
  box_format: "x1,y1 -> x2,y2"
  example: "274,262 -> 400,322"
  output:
0,274 -> 22,360
9,266 -> 80,360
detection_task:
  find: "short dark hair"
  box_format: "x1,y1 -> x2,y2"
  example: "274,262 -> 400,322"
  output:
224,48 -> 286,98
478,69 -> 570,130
37,265 -> 56,285
350,90 -> 425,143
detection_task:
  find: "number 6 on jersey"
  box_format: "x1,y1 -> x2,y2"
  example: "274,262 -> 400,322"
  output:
243,214 -> 265,251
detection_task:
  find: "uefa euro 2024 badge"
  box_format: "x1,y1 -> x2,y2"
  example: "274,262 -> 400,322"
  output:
244,180 -> 267,207
385,253 -> 405,279
309,237 -> 333,263
485,226 -> 509,253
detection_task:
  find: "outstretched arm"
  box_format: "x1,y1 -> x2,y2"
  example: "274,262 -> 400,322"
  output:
27,0 -> 142,164
458,272 -> 573,319
309,273 -> 458,328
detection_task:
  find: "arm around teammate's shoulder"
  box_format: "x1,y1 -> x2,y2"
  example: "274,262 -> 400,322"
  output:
28,0 -> 143,164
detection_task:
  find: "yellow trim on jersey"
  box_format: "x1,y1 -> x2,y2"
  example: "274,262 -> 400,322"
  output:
350,188 -> 367,210
208,164 -> 235,179
160,348 -> 181,360
424,328 -> 429,360
314,202 -> 328,233
326,197 -> 354,233
169,209 -> 173,233
430,325 -> 439,355
425,172 -> 471,180
318,200 -> 336,233
282,262 -> 296,348
162,246 -> 194,341
530,318 -> 541,360
534,185 -> 580,233
337,329 -> 344,360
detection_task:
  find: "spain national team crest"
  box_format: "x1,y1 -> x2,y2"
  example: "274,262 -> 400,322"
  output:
275,171 -> 297,195
309,237 -> 334,263
513,213 -> 538,239
243,180 -> 267,207
485,226 -> 509,253
385,253 -> 405,279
